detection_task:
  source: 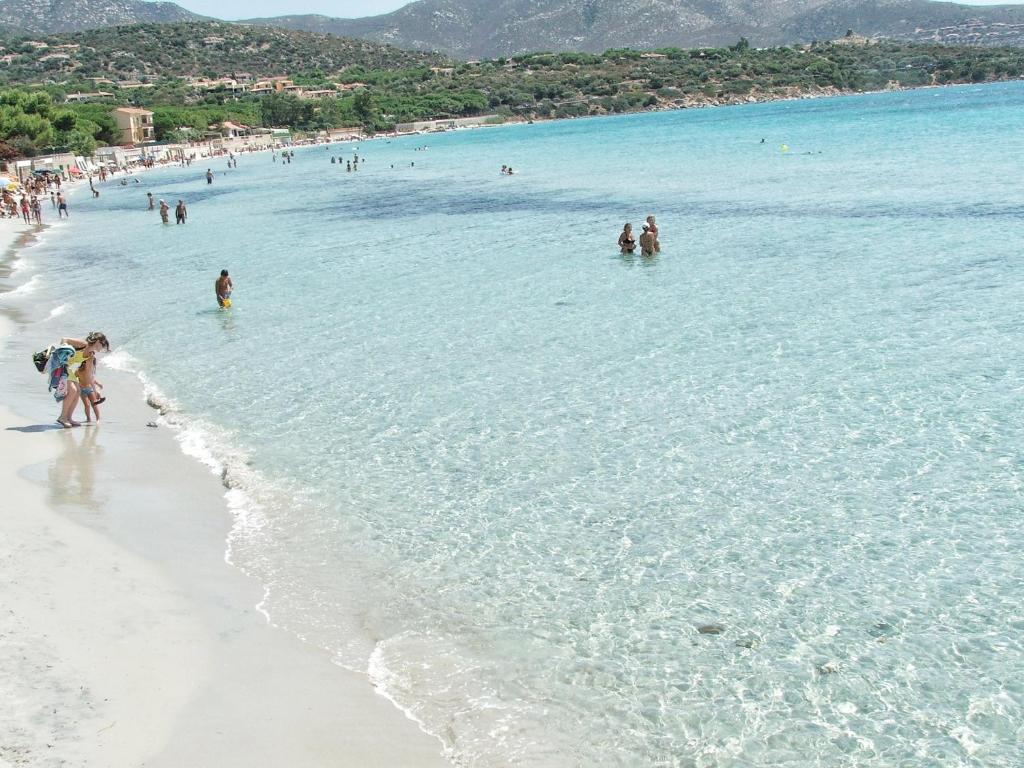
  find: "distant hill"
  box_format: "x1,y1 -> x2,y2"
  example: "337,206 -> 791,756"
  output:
782,0 -> 1024,47
0,0 -> 205,34
0,22 -> 444,84
5,0 -> 1024,60
244,0 -> 1024,58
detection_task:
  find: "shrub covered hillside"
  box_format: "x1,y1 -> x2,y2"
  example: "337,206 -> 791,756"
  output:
1,23 -> 1023,145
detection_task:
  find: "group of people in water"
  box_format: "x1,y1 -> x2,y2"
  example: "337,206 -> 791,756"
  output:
618,215 -> 661,256
145,192 -> 188,224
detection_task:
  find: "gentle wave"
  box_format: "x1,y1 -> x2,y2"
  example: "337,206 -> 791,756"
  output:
46,302 -> 71,320
3,274 -> 41,296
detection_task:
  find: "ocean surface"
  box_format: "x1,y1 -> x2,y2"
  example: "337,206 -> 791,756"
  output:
13,82 -> 1024,766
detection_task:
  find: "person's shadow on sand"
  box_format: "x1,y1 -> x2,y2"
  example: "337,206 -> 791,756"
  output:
6,424 -> 64,433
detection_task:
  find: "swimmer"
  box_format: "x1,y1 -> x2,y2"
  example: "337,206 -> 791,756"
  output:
216,269 -> 233,308
639,224 -> 656,257
645,215 -> 660,253
618,223 -> 636,253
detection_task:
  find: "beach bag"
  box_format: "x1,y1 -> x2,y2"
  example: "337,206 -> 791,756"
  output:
32,345 -> 54,373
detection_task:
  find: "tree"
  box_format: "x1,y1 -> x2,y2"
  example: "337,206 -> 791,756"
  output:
260,92 -> 313,128
66,129 -> 97,157
352,89 -> 378,130
52,110 -> 77,132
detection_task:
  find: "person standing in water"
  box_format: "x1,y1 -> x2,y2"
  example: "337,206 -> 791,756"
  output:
147,191 -> 154,210
175,199 -> 187,224
216,270 -> 233,308
206,168 -> 213,184
159,199 -> 170,224
639,224 -> 656,257
645,215 -> 660,253
618,223 -> 636,253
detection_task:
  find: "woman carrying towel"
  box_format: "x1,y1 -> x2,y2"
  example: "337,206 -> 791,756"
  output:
50,332 -> 110,428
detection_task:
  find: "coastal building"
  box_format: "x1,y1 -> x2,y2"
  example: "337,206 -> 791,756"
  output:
393,115 -> 503,134
218,121 -> 251,139
327,127 -> 363,141
30,151 -> 80,176
112,107 -> 155,145
64,91 -> 115,102
249,77 -> 300,95
94,145 -> 128,168
298,88 -> 338,100
269,127 -> 292,144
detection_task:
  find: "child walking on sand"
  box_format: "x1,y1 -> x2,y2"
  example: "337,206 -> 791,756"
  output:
77,354 -> 105,422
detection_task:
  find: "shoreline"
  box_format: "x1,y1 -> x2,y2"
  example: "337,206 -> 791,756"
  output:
384,77 -> 1023,139
0,218 -> 450,765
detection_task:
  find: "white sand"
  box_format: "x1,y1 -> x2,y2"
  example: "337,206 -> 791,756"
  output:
0,220 -> 449,766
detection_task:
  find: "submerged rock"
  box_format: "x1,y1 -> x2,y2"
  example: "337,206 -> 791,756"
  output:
816,660 -> 841,675
697,624 -> 725,635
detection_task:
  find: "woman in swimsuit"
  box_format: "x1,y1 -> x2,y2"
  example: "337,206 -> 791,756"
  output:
618,223 -> 636,253
55,332 -> 110,428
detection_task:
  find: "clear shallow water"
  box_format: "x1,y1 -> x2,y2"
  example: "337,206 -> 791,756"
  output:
18,83 -> 1024,765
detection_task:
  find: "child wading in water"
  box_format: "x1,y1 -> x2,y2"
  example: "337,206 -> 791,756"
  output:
77,355 -> 105,421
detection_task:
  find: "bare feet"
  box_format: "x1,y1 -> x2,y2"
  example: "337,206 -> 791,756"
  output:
56,418 -> 74,428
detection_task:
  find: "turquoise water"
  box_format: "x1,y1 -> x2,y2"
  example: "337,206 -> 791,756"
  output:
17,83 -> 1024,765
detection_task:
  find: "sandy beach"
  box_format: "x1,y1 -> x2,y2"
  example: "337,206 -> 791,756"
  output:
0,215 -> 448,765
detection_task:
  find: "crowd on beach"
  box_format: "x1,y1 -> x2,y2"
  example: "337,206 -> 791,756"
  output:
1,173 -> 69,225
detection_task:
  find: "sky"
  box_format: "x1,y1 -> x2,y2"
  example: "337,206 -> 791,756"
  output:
175,0 -> 1024,22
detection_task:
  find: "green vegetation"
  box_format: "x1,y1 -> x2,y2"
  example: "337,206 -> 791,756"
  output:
0,19 -> 1023,149
0,89 -> 112,157
0,22 -> 442,86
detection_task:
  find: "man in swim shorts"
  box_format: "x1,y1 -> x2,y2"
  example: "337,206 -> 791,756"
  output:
216,269 -> 233,308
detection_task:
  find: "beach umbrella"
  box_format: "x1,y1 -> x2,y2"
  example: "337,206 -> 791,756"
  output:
0,176 -> 14,187
68,167 -> 83,176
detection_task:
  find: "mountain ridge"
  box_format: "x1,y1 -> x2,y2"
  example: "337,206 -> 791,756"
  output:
243,0 -> 1024,57
4,0 -> 1024,57
0,0 -> 206,34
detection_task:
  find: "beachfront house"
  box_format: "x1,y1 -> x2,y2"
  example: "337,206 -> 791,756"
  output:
112,107 -> 155,145
218,121 -> 252,139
